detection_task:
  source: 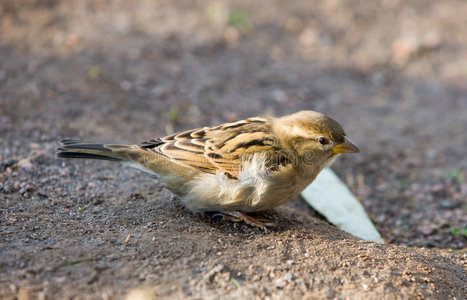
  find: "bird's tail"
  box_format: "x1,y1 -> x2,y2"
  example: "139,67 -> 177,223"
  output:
56,140 -> 142,163
56,140 -> 184,178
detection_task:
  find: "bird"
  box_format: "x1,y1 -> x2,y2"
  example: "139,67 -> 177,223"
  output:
56,110 -> 360,228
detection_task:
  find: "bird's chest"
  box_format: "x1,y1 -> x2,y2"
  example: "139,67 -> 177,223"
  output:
180,160 -> 320,213
241,165 -> 318,211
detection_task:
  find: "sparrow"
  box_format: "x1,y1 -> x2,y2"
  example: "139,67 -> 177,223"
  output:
56,110 -> 360,228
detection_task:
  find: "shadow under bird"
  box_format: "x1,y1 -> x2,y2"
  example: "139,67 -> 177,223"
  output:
56,110 -> 360,227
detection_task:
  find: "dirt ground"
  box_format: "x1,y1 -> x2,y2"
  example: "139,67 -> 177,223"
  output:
1,0 -> 466,299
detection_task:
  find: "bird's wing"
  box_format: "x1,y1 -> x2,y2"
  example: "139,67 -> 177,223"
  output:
139,117 -> 286,178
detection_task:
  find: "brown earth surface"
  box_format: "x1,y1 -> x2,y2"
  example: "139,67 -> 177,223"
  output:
1,0 -> 466,299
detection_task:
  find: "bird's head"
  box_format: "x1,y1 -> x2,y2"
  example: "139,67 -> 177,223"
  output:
274,110 -> 360,169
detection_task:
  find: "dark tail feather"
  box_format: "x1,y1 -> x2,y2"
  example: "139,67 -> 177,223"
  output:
56,151 -> 123,161
56,140 -> 129,162
59,139 -> 85,145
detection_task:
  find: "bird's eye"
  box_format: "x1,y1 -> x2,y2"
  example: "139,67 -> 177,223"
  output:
318,137 -> 327,145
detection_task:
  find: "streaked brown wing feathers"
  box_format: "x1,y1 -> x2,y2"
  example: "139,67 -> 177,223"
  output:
140,117 -> 282,178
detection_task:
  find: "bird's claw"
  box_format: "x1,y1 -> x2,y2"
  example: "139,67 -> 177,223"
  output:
212,211 -> 275,229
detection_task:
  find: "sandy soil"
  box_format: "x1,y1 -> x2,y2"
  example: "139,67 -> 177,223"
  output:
1,0 -> 466,299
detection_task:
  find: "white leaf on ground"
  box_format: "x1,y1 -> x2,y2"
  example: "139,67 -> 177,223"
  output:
301,168 -> 384,243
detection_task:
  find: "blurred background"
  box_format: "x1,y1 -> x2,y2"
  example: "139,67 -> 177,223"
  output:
1,0 -> 466,248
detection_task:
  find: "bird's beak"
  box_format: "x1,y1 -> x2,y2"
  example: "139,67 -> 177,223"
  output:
332,137 -> 360,154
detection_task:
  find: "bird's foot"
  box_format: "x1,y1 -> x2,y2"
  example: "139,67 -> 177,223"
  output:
212,211 -> 275,229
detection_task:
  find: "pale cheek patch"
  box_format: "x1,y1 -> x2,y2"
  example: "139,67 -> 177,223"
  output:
323,154 -> 340,168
